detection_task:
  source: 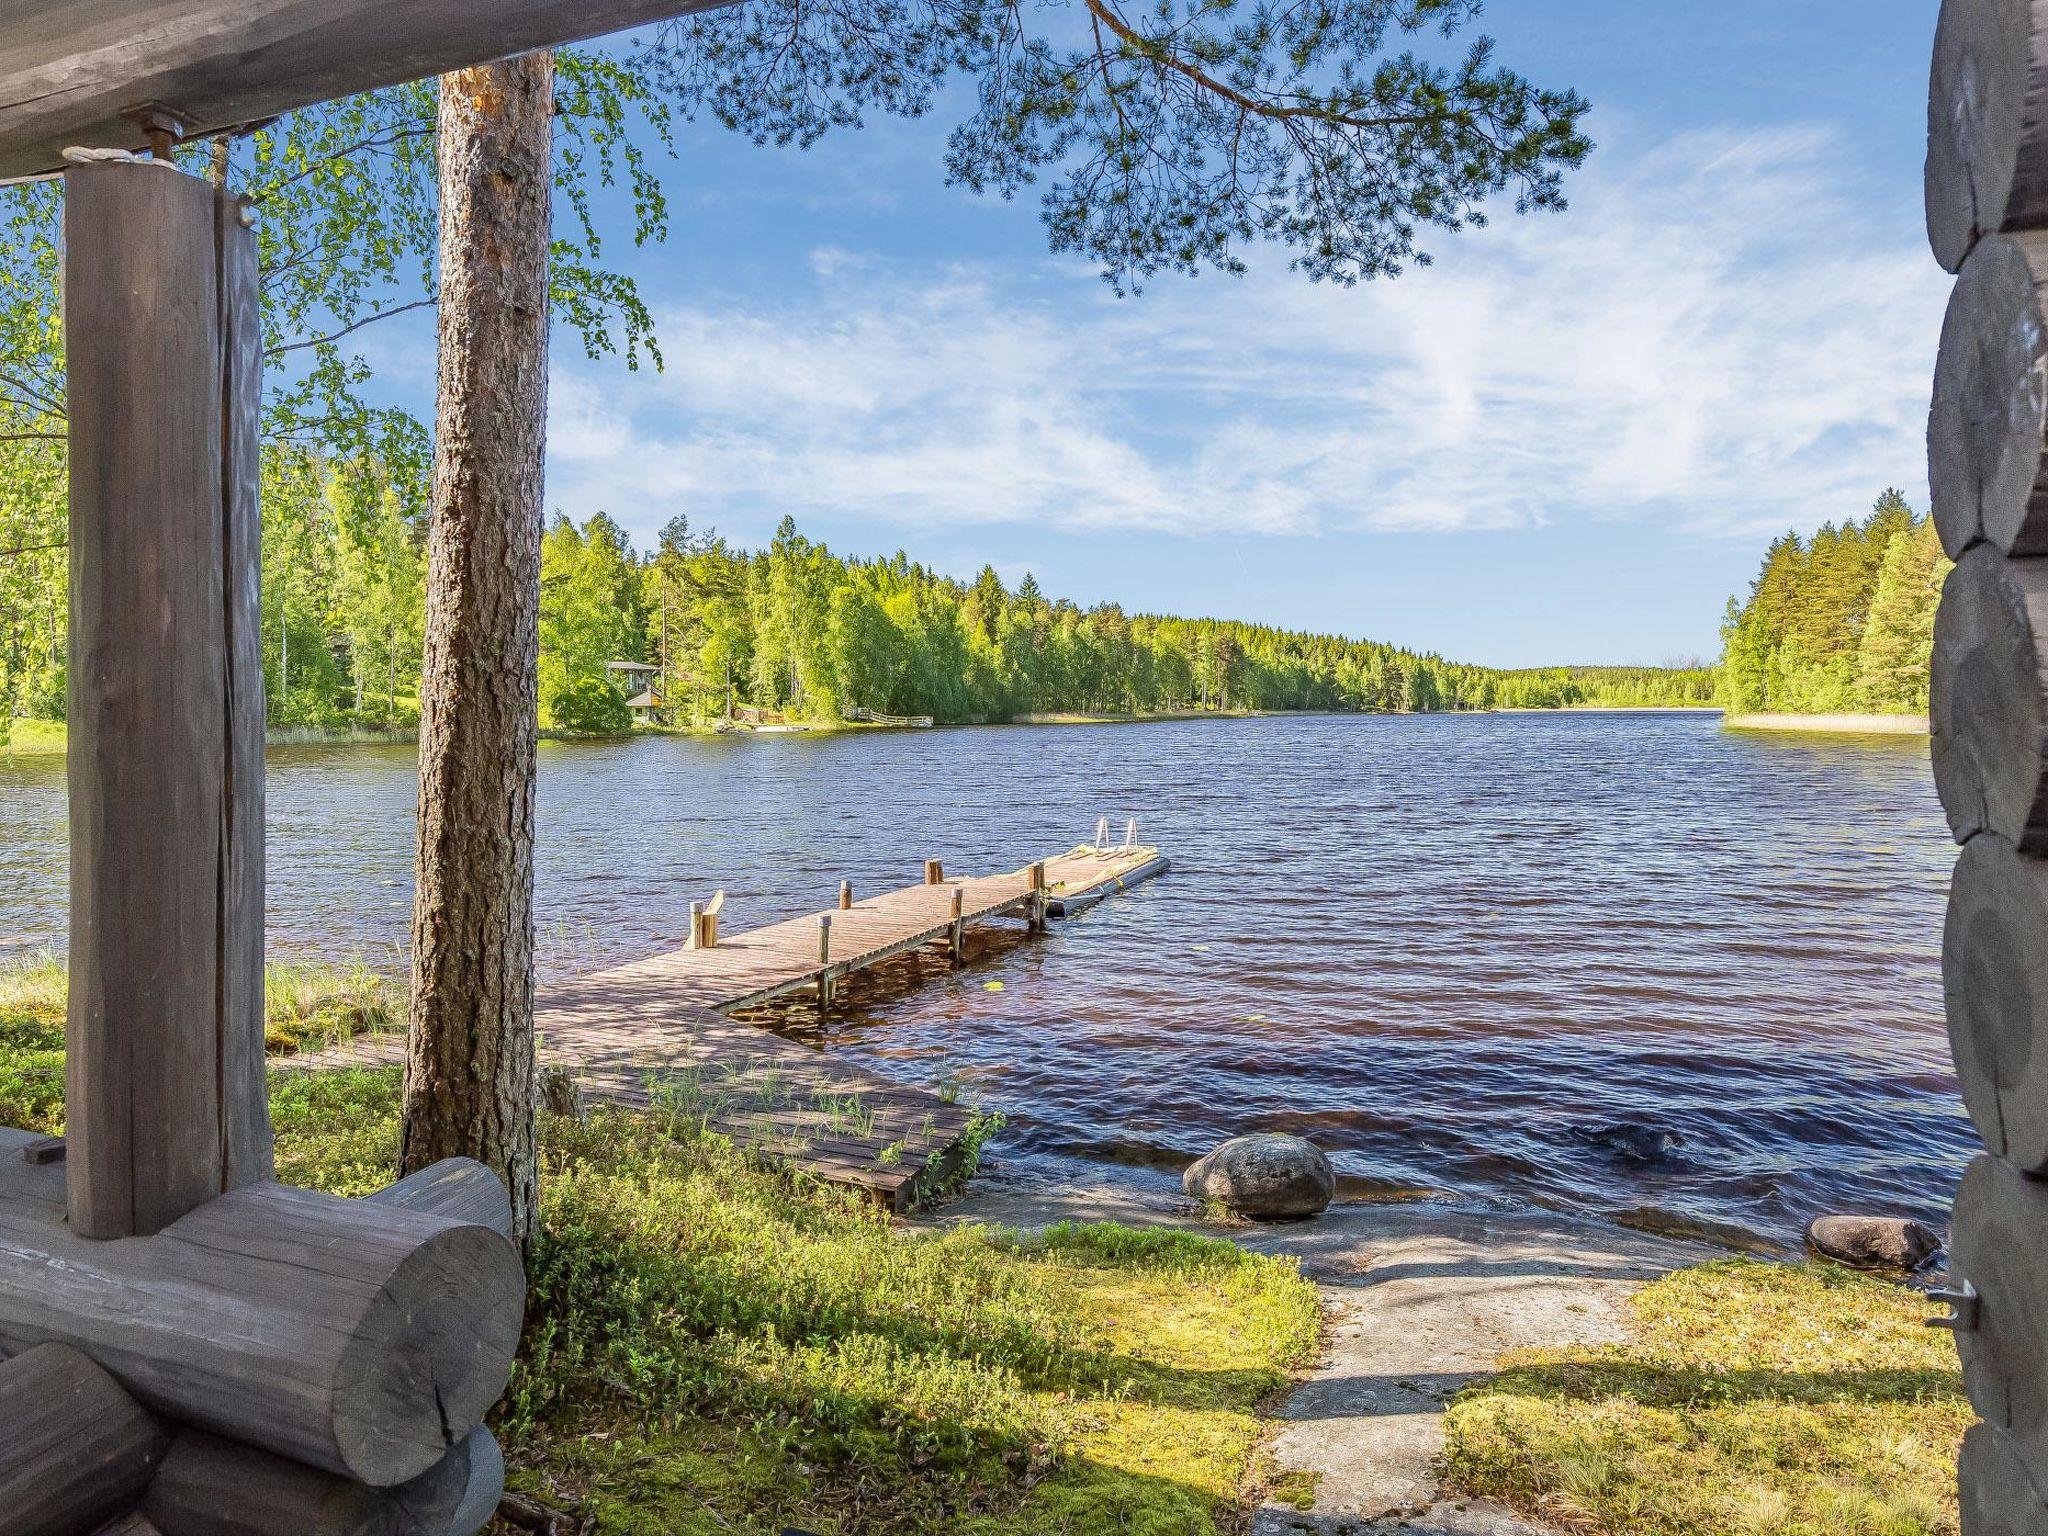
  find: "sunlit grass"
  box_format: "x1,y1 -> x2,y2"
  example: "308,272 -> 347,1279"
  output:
0,953 -> 399,1135
1442,1258 -> 1969,1536
266,1070 -> 1323,1534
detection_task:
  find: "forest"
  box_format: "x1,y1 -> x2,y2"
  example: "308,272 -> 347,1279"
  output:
0,441 -> 1715,735
1716,490 -> 1949,717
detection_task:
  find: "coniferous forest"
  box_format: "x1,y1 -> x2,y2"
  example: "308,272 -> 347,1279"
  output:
0,440 -> 1716,735
1716,490 -> 1949,717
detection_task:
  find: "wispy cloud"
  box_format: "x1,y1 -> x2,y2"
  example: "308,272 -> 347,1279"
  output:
547,121 -> 1947,547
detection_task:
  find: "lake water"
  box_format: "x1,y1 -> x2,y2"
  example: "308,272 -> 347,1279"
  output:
0,712 -> 1970,1250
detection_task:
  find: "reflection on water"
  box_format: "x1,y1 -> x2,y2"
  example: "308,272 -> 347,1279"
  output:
0,713 -> 1968,1249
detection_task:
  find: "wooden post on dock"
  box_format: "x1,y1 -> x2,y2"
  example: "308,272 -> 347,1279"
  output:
840,879 -> 853,911
817,915 -> 835,1009
64,157 -> 272,1239
1925,0 -> 2048,1511
688,901 -> 705,950
1028,861 -> 1048,933
949,887 -> 965,964
924,859 -> 944,885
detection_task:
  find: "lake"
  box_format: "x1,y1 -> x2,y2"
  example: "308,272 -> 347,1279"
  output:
0,712 -> 1969,1251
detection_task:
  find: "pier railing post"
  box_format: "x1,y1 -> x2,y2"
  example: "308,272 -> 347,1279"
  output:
1028,861 -> 1048,933
924,858 -> 943,885
817,914 -> 834,1009
688,901 -> 704,950
949,887 -> 965,965
64,156 -> 272,1238
839,879 -> 853,910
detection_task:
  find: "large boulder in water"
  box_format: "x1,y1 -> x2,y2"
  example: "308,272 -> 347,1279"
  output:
1183,1134 -> 1334,1220
1806,1214 -> 1940,1271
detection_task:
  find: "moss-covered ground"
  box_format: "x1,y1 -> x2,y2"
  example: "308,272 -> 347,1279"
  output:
1442,1258 -> 1969,1536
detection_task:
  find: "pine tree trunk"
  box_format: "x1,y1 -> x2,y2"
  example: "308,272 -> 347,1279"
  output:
401,51 -> 554,1252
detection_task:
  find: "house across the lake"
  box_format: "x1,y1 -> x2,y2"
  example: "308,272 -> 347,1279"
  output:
604,660 -> 662,719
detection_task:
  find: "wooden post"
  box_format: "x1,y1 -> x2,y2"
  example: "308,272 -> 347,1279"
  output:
688,900 -> 705,950
0,1342 -> 170,1536
817,914 -> 834,1010
839,879 -> 853,910
704,889 -> 724,949
949,886 -> 965,965
63,157 -> 272,1240
1028,861 -> 1048,933
924,858 -> 943,885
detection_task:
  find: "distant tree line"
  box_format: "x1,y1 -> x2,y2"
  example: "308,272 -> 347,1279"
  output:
0,445 -> 1716,735
1717,490 -> 1950,717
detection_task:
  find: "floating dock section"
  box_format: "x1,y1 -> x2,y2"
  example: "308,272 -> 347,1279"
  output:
308,842 -> 1167,1210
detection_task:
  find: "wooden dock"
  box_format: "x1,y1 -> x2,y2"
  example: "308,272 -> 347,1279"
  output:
305,843 -> 1168,1209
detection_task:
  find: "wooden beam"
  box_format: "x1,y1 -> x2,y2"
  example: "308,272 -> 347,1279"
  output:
1963,1420 -> 2048,1536
1952,1152 -> 2048,1492
0,1342 -> 169,1536
1930,546 -> 2048,850
145,1425 -> 502,1536
1926,0 -> 2048,273
362,1156 -> 515,1239
1930,231 -> 2048,556
64,156 -> 272,1239
0,0 -> 743,182
1945,833 -> 2048,1171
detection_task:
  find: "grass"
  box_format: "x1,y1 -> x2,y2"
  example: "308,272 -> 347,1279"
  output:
1442,1258 -> 1970,1536
0,952 -> 397,1105
0,960 -> 1322,1535
0,718 -> 64,754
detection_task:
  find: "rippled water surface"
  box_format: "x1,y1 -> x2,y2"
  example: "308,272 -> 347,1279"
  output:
0,713 -> 1968,1248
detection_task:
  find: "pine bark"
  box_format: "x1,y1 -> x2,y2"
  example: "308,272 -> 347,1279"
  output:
401,51 -> 554,1251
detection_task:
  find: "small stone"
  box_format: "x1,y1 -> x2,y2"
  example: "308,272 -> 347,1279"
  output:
1573,1122 -> 1684,1161
1184,1133 -> 1335,1220
1805,1214 -> 1941,1271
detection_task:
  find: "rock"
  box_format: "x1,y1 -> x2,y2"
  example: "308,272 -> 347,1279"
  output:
1572,1122 -> 1683,1161
1805,1214 -> 1941,1271
1184,1134 -> 1334,1220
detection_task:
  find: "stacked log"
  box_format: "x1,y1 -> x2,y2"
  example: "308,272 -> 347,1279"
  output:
0,1131 -> 519,1536
1927,2 -> 2048,1522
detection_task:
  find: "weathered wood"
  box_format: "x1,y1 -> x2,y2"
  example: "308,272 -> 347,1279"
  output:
1932,232 -> 2048,555
0,1342 -> 169,1536
92,1518 -> 163,1536
840,879 -> 853,911
0,1133 -> 524,1488
64,156 -> 271,1239
0,0 -> 747,182
1946,834 -> 2048,1171
1931,546 -> 2048,848
19,1135 -> 61,1165
363,1156 -> 515,1239
688,900 -> 705,949
217,185 -> 270,1195
144,1425 -> 503,1536
818,914 -> 834,1008
1951,1153 -> 2048,1487
1962,1420 -> 2048,1535
949,886 -> 965,963
1928,0 -> 2048,271
925,859 -> 944,885
401,52 -> 554,1253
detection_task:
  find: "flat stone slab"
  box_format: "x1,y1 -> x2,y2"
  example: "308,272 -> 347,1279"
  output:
930,1176 -> 1717,1532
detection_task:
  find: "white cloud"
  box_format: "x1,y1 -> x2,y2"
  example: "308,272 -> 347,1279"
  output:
547,120 -> 1949,546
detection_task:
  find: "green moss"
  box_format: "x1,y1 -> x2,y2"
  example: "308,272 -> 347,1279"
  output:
1442,1258 -> 1969,1536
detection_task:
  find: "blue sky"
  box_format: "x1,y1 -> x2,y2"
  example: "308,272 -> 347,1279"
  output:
373,1 -> 1948,667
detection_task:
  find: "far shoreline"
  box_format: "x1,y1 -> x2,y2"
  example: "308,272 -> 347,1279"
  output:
1722,712 -> 1928,736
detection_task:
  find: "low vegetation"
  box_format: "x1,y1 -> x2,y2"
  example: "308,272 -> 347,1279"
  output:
1443,1258 -> 1968,1536
1,957 -> 1321,1534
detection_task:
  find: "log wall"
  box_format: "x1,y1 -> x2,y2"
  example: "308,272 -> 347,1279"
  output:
1926,2 -> 2048,1521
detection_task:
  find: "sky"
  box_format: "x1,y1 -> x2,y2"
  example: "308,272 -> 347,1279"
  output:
372,1 -> 1950,668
